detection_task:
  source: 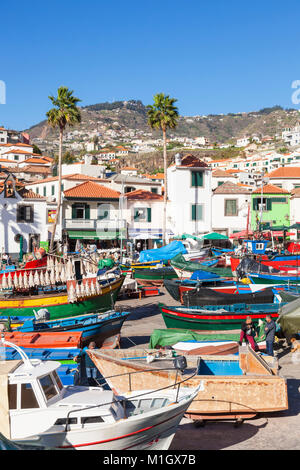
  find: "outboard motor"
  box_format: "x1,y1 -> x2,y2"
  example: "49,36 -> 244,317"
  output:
174,355 -> 187,372
33,308 -> 50,322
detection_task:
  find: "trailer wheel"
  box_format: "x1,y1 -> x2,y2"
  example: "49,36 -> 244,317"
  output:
234,418 -> 244,428
193,419 -> 205,428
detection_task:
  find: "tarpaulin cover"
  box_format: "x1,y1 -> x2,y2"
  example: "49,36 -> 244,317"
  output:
278,296 -> 300,337
139,240 -> 187,263
236,256 -> 280,279
149,326 -> 266,349
190,270 -> 220,280
170,253 -> 232,277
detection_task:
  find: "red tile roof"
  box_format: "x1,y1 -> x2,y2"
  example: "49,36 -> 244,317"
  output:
64,181 -> 120,199
214,181 -> 251,194
125,189 -> 163,200
252,183 -> 289,194
212,169 -> 231,177
3,149 -> 32,155
177,154 -> 208,168
23,157 -> 50,164
266,167 -> 300,178
19,188 -> 46,199
26,173 -> 109,185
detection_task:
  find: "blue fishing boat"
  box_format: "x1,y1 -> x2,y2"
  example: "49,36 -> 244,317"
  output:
248,272 -> 300,285
13,310 -> 130,347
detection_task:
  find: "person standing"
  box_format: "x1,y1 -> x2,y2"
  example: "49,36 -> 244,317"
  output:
74,341 -> 99,386
239,316 -> 259,351
264,315 -> 276,357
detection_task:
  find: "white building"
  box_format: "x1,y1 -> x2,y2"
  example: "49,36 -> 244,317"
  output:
167,154 -> 212,237
236,137 -> 250,147
0,175 -> 59,257
0,127 -> 8,144
282,125 -> 300,146
211,169 -> 237,190
212,182 -> 251,235
25,174 -> 112,201
265,167 -> 300,192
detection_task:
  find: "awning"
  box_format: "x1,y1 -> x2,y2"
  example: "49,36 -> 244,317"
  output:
67,230 -> 126,240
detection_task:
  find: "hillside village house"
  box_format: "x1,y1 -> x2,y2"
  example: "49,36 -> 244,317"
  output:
265,167 -> 300,192
0,127 -> 8,144
167,154 -> 212,238
110,174 -> 162,195
0,174 -> 58,257
251,184 -> 290,231
282,125 -> 300,146
211,169 -> 238,190
25,174 -> 112,201
212,182 -> 251,235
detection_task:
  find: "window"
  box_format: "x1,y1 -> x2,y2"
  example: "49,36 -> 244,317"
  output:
217,181 -> 224,186
39,375 -> 58,401
14,155 -> 19,161
51,185 -> 55,196
52,371 -> 63,391
191,204 -> 203,221
124,186 -> 136,193
21,383 -> 39,409
151,187 -> 158,194
253,198 -> 271,211
72,204 -> 90,219
191,171 -> 204,187
81,416 -> 104,424
54,417 -> 77,425
17,205 -> 34,223
8,384 -> 17,410
225,199 -> 238,216
43,187 -> 47,197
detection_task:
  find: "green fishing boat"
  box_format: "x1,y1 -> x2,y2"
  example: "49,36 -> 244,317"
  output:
0,276 -> 125,320
170,254 -> 232,278
133,266 -> 178,286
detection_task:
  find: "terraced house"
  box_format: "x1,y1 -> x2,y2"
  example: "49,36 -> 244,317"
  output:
167,154 -> 212,237
251,183 -> 290,231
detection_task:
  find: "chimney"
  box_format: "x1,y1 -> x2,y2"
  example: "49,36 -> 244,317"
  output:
175,153 -> 182,166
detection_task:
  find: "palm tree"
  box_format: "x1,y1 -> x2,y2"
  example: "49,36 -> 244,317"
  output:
146,93 -> 179,244
46,86 -> 81,251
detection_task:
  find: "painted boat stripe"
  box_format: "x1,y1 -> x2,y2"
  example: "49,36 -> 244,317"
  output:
162,308 -> 278,320
57,409 -> 183,449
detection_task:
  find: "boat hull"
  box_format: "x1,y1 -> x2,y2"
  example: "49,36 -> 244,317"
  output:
0,277 -> 124,320
160,305 -> 279,331
15,389 -> 196,450
88,349 -> 288,419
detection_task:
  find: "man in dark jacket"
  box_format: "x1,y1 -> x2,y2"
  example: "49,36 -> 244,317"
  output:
74,342 -> 99,386
264,315 -> 276,357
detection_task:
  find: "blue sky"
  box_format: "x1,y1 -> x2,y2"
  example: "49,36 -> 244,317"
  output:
1,0 -> 300,129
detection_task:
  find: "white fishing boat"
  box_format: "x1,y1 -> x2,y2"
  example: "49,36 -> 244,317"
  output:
0,340 -> 198,450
